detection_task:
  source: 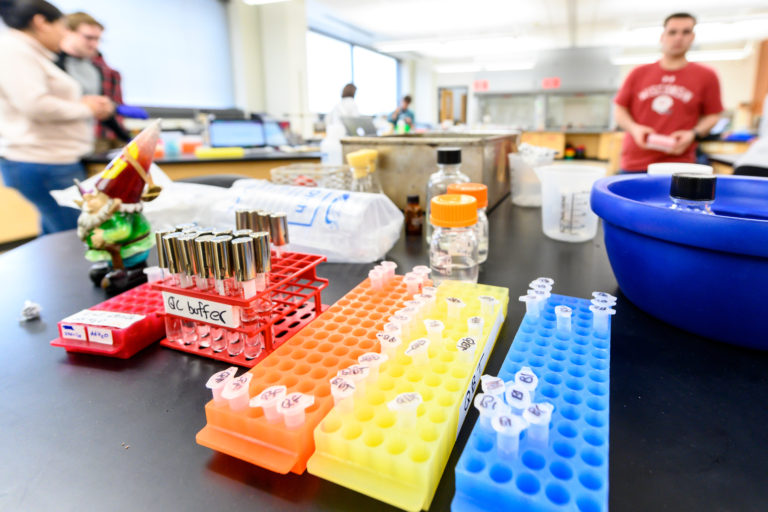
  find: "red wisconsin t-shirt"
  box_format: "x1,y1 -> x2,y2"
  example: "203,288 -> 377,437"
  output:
614,61 -> 723,171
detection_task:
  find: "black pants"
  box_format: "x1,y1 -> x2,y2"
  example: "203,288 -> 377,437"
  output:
733,165 -> 768,178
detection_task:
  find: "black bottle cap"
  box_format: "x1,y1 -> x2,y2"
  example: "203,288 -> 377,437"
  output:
670,173 -> 717,201
437,147 -> 461,165
407,195 -> 419,204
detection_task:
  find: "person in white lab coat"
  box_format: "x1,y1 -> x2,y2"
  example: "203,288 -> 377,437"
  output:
325,83 -> 359,127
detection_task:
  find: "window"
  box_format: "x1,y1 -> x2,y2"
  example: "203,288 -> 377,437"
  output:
353,46 -> 398,116
306,30 -> 398,116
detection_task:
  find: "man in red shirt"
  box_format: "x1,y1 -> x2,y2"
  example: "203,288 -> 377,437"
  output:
614,12 -> 723,172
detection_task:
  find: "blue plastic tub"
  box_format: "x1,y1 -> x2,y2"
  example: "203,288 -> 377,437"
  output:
591,174 -> 768,350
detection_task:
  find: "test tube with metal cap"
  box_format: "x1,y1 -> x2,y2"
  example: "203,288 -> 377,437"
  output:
330,376 -> 356,413
523,402 -> 554,448
249,231 -> 272,293
175,222 -> 197,232
232,228 -> 253,238
172,234 -> 196,289
212,229 -> 233,237
405,338 -> 430,366
154,229 -> 174,279
589,304 -> 616,338
555,305 -> 573,335
277,392 -> 315,429
211,235 -> 235,296
232,237 -> 259,300
269,212 -> 289,259
254,210 -> 270,233
205,366 -> 237,404
456,336 -> 477,364
178,236 -> 201,345
162,232 -> 183,286
235,207 -> 250,230
388,392 -> 422,430
492,414 -> 529,458
180,233 -> 208,291
194,235 -> 215,290
249,385 -> 286,422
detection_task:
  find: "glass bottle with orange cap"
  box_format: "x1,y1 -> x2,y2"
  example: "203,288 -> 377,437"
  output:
447,182 -> 489,264
429,194 -> 479,285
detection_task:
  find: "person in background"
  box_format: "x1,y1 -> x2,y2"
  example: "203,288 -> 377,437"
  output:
733,94 -> 768,177
58,11 -> 131,152
388,95 -> 414,129
325,83 -> 359,127
0,0 -> 113,234
614,12 -> 723,173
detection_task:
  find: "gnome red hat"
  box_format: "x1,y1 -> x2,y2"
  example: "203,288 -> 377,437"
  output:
95,120 -> 161,204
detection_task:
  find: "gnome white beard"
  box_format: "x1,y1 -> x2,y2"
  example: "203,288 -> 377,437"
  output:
77,199 -> 117,241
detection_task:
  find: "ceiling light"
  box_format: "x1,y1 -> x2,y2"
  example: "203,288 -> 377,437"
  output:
610,45 -> 752,66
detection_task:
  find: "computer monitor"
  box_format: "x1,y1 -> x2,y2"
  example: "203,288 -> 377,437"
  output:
209,120 -> 265,148
263,121 -> 288,146
341,116 -> 378,136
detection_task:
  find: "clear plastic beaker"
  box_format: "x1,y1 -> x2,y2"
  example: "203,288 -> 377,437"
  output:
534,165 -> 605,242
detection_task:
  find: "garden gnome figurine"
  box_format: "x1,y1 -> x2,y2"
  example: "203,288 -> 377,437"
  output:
75,120 -> 162,293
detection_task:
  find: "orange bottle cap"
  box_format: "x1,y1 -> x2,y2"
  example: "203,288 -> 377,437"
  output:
430,194 -> 477,228
447,182 -> 488,208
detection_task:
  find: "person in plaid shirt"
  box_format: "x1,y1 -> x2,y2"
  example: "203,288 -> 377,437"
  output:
58,11 -> 131,152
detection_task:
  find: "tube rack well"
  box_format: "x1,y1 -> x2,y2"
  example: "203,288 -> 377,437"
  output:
452,293 -> 611,512
307,281 -> 510,511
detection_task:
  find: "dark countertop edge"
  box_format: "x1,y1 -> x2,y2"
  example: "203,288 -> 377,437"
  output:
83,151 -> 322,165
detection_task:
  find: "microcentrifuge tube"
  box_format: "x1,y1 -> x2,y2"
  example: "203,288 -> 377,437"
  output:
221,373 -> 252,411
404,273 -> 421,295
389,311 -> 413,339
467,316 -> 484,339
515,366 -> 539,395
277,392 -> 315,429
380,261 -> 397,281
519,293 -> 542,320
446,297 -> 466,324
456,336 -> 477,364
592,291 -> 617,306
523,402 -> 554,448
591,297 -> 614,308
405,338 -> 430,366
534,277 -> 555,286
368,268 -> 385,291
376,332 -> 402,357
383,322 -> 402,338
474,393 -> 508,430
388,392 -> 422,429
555,305 -> 573,335
337,364 -> 370,395
424,319 -> 444,345
205,366 -> 238,404
529,281 -> 552,293
478,295 -> 499,317
505,384 -> 532,415
421,286 -> 437,296
358,352 -> 388,380
492,414 -> 529,458
589,304 -> 616,337
249,384 -> 287,422
329,376 -> 355,413
528,289 -> 551,313
412,265 -> 431,285
480,375 -> 506,396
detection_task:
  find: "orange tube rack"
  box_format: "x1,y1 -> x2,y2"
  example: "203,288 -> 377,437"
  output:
196,274 -> 415,474
152,251 -> 328,367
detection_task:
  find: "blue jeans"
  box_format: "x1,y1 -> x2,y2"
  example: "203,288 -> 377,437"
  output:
0,158 -> 85,235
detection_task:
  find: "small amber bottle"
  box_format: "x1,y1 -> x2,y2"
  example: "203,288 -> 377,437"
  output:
405,195 -> 424,236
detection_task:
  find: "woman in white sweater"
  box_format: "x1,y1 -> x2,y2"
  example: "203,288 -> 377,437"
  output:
0,0 -> 113,234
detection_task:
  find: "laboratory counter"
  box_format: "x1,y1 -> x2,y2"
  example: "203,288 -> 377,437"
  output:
1,198 -> 767,511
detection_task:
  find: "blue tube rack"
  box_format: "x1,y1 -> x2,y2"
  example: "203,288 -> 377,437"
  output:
452,293 -> 611,512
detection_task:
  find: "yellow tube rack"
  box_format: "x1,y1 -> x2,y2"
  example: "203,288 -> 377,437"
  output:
307,281 -> 509,511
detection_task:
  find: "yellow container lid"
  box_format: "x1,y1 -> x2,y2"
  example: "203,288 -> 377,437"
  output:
430,194 -> 477,228
447,182 -> 487,208
357,149 -> 378,173
346,151 -> 369,179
